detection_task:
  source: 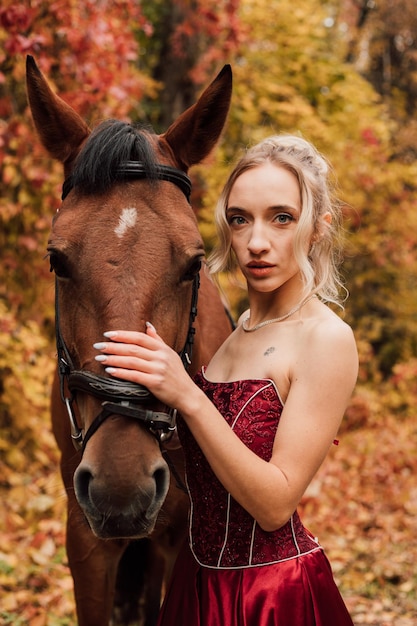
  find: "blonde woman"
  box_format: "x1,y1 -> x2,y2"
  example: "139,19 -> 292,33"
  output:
94,135 -> 358,625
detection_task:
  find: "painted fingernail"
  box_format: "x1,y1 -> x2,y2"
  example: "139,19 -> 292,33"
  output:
105,367 -> 116,374
146,321 -> 156,331
103,331 -> 118,338
93,342 -> 106,350
95,355 -> 107,362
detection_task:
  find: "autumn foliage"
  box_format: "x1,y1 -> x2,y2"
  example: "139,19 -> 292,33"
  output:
1,0 -> 417,624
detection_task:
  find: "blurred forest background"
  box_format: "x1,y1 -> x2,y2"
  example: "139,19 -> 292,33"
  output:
1,0 -> 417,624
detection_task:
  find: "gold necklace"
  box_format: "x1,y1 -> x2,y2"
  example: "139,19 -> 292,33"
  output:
242,294 -> 317,332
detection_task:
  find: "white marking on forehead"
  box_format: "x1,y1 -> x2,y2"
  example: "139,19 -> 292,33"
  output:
115,207 -> 138,238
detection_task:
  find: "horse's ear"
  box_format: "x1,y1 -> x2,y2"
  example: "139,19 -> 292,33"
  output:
26,55 -> 90,169
162,65 -> 232,170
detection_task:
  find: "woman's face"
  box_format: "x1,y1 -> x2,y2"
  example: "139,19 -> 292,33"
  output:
226,162 -> 310,296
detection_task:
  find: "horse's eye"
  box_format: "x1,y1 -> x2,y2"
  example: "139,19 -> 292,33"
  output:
182,258 -> 202,282
47,250 -> 71,279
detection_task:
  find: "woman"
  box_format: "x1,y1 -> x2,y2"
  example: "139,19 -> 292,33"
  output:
94,135 -> 358,625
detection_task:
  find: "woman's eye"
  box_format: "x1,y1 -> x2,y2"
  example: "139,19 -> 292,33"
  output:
229,215 -> 246,225
275,213 -> 293,224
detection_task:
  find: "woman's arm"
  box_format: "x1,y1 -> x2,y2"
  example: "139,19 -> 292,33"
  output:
94,320 -> 358,531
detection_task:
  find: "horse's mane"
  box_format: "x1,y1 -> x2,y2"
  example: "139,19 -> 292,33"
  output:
70,120 -> 159,195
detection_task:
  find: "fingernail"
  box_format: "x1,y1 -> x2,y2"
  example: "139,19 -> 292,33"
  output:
95,355 -> 107,362
103,331 -> 118,338
93,342 -> 106,350
146,321 -> 156,331
105,367 -> 116,374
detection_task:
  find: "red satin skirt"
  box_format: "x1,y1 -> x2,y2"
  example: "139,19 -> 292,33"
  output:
157,542 -> 353,626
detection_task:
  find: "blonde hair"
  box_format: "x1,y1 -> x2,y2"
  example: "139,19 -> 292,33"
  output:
207,134 -> 345,306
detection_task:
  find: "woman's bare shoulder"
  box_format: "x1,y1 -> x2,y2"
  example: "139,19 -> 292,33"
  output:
310,304 -> 356,344
299,305 -> 358,379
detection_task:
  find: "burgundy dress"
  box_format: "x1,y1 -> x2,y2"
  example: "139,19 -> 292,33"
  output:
157,370 -> 353,626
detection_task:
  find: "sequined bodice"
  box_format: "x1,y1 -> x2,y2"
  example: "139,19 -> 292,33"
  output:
178,370 -> 320,569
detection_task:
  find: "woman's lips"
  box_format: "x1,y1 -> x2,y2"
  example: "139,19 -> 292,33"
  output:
245,263 -> 275,278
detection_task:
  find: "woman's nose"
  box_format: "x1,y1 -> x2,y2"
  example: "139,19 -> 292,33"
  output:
247,223 -> 271,254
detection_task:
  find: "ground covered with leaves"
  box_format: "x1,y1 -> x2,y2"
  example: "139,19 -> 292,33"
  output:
1,380 -> 416,625
301,391 -> 417,626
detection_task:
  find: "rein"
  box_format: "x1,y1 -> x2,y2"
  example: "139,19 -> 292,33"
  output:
56,161 -> 198,492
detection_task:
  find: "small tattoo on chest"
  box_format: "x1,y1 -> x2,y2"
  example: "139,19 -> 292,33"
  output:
264,346 -> 276,357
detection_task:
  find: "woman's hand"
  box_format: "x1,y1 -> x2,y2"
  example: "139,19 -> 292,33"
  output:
93,323 -> 191,409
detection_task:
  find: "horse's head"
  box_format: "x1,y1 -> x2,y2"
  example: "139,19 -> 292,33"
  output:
26,56 -> 232,538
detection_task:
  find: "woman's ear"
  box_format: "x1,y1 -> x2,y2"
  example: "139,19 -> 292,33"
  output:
310,212 -> 332,252
322,211 -> 332,226
315,212 -> 332,241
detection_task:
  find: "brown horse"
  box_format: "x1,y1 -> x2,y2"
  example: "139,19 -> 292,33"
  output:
26,56 -> 233,626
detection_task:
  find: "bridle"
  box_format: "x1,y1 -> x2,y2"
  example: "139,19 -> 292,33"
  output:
56,161 -> 198,469
55,274 -> 199,455
61,161 -> 192,204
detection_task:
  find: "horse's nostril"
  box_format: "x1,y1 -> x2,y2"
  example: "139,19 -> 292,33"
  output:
153,466 -> 169,500
74,466 -> 94,504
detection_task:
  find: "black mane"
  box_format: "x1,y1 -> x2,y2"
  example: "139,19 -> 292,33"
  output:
70,120 -> 159,195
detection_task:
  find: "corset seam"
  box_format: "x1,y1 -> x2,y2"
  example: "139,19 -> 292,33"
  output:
249,518 -> 256,565
290,514 -> 302,555
189,545 -> 323,570
217,492 -> 232,567
230,382 -> 273,430
187,472 -> 194,556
